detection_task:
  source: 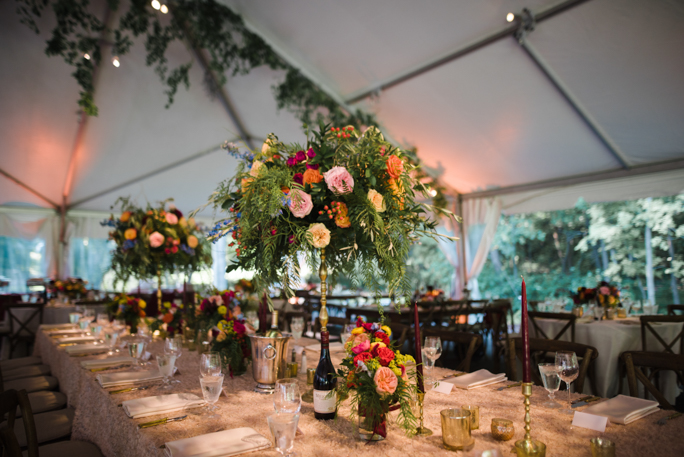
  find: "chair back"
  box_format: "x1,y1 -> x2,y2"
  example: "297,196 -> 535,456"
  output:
421,328 -> 482,373
621,351 -> 684,410
314,316 -> 350,335
388,323 -> 410,351
508,337 -> 598,394
639,315 -> 684,353
528,311 -> 576,342
667,305 -> 684,316
6,302 -> 45,357
0,427 -> 23,457
0,389 -> 39,457
283,311 -> 309,333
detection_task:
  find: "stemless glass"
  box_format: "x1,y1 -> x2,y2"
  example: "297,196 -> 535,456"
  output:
78,317 -> 90,331
127,339 -> 147,370
290,317 -> 305,345
200,352 -> 222,377
157,354 -> 176,390
200,374 -> 224,419
268,413 -> 300,457
103,328 -> 119,356
555,351 -> 579,414
422,336 -> 442,384
538,363 -> 562,408
69,312 -> 82,324
274,378 -> 301,414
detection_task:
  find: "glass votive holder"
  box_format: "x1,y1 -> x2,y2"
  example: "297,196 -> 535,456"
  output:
440,408 -> 474,451
616,308 -> 627,318
491,418 -> 515,441
605,308 -> 616,320
590,438 -> 615,457
461,404 -> 480,430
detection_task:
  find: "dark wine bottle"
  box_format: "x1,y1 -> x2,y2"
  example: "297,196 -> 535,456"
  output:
313,331 -> 337,420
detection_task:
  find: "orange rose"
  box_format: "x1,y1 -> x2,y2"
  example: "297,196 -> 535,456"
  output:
124,228 -> 137,240
388,178 -> 403,196
367,189 -> 386,212
162,312 -> 174,324
281,186 -> 290,194
386,154 -> 404,179
187,235 -> 198,248
241,177 -> 252,192
303,168 -> 323,185
120,211 -> 131,222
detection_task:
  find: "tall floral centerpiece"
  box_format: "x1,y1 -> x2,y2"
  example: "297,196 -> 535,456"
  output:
336,317 -> 417,440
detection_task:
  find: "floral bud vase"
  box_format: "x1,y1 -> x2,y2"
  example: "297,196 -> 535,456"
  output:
358,412 -> 387,441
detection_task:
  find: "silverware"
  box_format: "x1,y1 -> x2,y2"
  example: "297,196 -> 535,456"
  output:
71,352 -> 107,357
108,385 -> 152,395
441,372 -> 466,380
138,415 -> 188,429
572,396 -> 601,408
571,395 -> 595,405
90,364 -> 130,372
497,381 -> 522,391
657,411 -> 682,425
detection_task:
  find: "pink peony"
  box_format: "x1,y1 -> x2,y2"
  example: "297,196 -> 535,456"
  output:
324,166 -> 354,194
149,232 -> 164,248
352,340 -> 370,355
295,150 -> 306,162
288,189 -> 313,218
165,213 -> 179,225
599,286 -> 610,295
374,367 -> 398,396
350,332 -> 370,348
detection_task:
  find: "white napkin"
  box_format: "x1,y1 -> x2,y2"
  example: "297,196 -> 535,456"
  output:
40,323 -> 77,330
444,369 -> 507,389
81,357 -> 134,369
46,328 -> 86,336
576,316 -> 594,324
583,395 -> 659,425
57,336 -> 95,344
122,393 -> 204,419
97,370 -> 162,388
65,343 -> 104,354
164,427 -> 271,457
305,342 -> 345,352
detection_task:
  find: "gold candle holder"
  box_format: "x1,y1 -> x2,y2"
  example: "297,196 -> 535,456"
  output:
514,382 -> 546,457
415,392 -> 433,436
319,248 -> 328,333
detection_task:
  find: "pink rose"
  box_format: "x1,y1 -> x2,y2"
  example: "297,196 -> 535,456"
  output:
324,166 -> 354,194
288,189 -> 313,218
149,232 -> 164,248
165,213 -> 178,225
352,340 -> 370,355
374,367 -> 398,396
599,286 -> 610,295
351,332 -> 370,348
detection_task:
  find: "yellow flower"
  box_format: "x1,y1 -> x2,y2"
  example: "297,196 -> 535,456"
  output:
217,319 -> 228,331
351,327 -> 364,335
163,302 -> 171,309
370,342 -> 386,351
138,299 -> 146,309
391,367 -> 402,377
381,325 -> 392,337
608,296 -> 616,305
217,305 -> 227,315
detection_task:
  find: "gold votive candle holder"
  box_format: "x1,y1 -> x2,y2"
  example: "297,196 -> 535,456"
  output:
616,308 -> 627,318
287,362 -> 298,377
514,440 -> 546,457
590,438 -> 615,457
440,408 -> 474,451
491,418 -> 514,441
461,405 -> 480,430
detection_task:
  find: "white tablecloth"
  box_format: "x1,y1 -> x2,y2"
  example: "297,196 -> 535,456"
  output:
534,316 -> 683,402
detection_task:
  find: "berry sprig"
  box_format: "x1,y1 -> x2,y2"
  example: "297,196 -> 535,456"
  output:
317,201 -> 345,220
331,126 -> 354,139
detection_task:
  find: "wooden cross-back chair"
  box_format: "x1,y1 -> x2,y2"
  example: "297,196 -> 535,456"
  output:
314,316 -> 350,336
639,315 -> 684,354
667,305 -> 684,316
6,302 -> 45,358
484,301 -> 511,372
528,311 -> 576,342
422,328 -> 482,373
388,323 -> 410,353
621,351 -> 684,410
508,337 -> 599,394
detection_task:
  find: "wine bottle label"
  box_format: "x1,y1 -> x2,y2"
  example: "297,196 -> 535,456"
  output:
320,331 -> 329,349
313,389 -> 336,414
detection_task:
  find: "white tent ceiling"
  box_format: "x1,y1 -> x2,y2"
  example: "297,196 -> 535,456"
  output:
1,0 -> 683,218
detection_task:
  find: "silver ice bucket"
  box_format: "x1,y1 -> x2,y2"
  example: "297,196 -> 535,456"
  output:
248,333 -> 292,394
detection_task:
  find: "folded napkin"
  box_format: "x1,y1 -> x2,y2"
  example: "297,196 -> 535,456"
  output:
57,336 -> 95,344
40,323 -> 77,330
583,395 -> 659,425
46,328 -> 85,336
576,316 -> 594,324
305,342 -> 345,352
164,427 -> 271,457
65,343 -> 104,355
97,370 -> 162,388
123,393 -> 204,419
81,357 -> 134,369
444,369 -> 507,390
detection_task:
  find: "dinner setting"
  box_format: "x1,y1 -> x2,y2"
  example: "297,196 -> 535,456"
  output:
1,1 -> 684,456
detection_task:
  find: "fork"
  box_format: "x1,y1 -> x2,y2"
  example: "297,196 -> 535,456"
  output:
657,412 -> 682,425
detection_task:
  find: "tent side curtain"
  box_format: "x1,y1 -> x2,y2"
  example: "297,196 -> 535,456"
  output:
437,197 -> 502,299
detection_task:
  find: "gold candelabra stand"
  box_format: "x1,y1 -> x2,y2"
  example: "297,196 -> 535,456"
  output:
318,248 -> 328,333
514,382 -> 546,456
415,392 -> 433,436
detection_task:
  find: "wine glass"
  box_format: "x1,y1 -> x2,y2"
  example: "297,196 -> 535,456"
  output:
97,313 -> 109,326
290,317 -> 305,345
127,339 -> 147,370
268,412 -> 299,457
538,363 -> 562,408
103,328 -> 119,356
555,351 -> 579,414
422,336 -> 442,385
245,311 -> 259,331
83,308 -> 95,321
340,324 -> 355,346
200,374 -> 224,419
165,337 -> 183,383
274,378 -> 301,414
200,352 -> 222,377
157,354 -> 176,390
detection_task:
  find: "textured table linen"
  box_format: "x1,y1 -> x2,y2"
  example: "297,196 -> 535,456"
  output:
533,317 -> 684,401
35,332 -> 684,457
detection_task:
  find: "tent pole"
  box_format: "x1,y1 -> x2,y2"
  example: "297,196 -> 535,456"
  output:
457,194 -> 468,298
0,168 -> 59,209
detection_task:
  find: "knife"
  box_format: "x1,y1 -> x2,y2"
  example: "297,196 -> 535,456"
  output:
90,364 -> 130,372
571,395 -> 594,405
71,352 -> 107,357
441,372 -> 466,380
138,415 -> 188,429
109,385 -> 153,395
572,396 -> 601,408
657,411 -> 682,425
497,381 -> 523,391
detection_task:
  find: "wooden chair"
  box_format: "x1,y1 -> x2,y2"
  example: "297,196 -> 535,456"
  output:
528,311 -> 576,342
422,328 -> 482,373
388,323 -> 410,352
484,301 -> 511,373
621,351 -> 684,410
0,389 -> 103,457
667,305 -> 684,316
639,315 -> 684,354
314,316 -> 350,336
6,302 -> 45,357
508,338 -> 599,394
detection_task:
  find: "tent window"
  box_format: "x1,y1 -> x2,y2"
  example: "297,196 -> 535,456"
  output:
0,236 -> 46,293
68,238 -> 115,290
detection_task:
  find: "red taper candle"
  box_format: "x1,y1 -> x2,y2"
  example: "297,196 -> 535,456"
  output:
413,302 -> 425,393
521,277 -> 531,383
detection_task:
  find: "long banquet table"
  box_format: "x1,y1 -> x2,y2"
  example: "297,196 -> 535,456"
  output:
34,329 -> 684,457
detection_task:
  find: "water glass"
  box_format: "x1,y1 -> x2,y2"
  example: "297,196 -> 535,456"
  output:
290,317 -> 305,344
422,336 -> 442,384
78,317 -> 90,331
97,313 -> 109,326
83,308 -> 95,320
199,374 -> 224,419
157,354 -> 176,390
340,324 -> 355,345
556,351 -> 579,415
440,408 -> 474,451
200,352 -> 222,377
69,312 -> 82,324
592,306 -> 604,320
127,339 -> 147,370
538,363 -> 561,408
268,413 -> 300,457
274,378 -> 301,414
103,328 -> 119,356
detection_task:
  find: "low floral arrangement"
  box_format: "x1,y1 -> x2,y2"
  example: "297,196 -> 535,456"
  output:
49,278 -> 88,299
571,287 -> 595,305
149,301 -> 185,336
196,290 -> 253,376
103,198 -> 212,283
195,124 -> 455,304
571,282 -> 620,308
418,287 -> 445,302
336,317 -> 417,439
107,294 -> 147,332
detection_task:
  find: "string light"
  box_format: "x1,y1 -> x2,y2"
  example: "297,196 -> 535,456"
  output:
428,189 -> 437,197
112,56 -> 120,67
160,4 -> 168,13
151,0 -> 161,10
83,53 -> 91,60
506,12 -> 515,22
